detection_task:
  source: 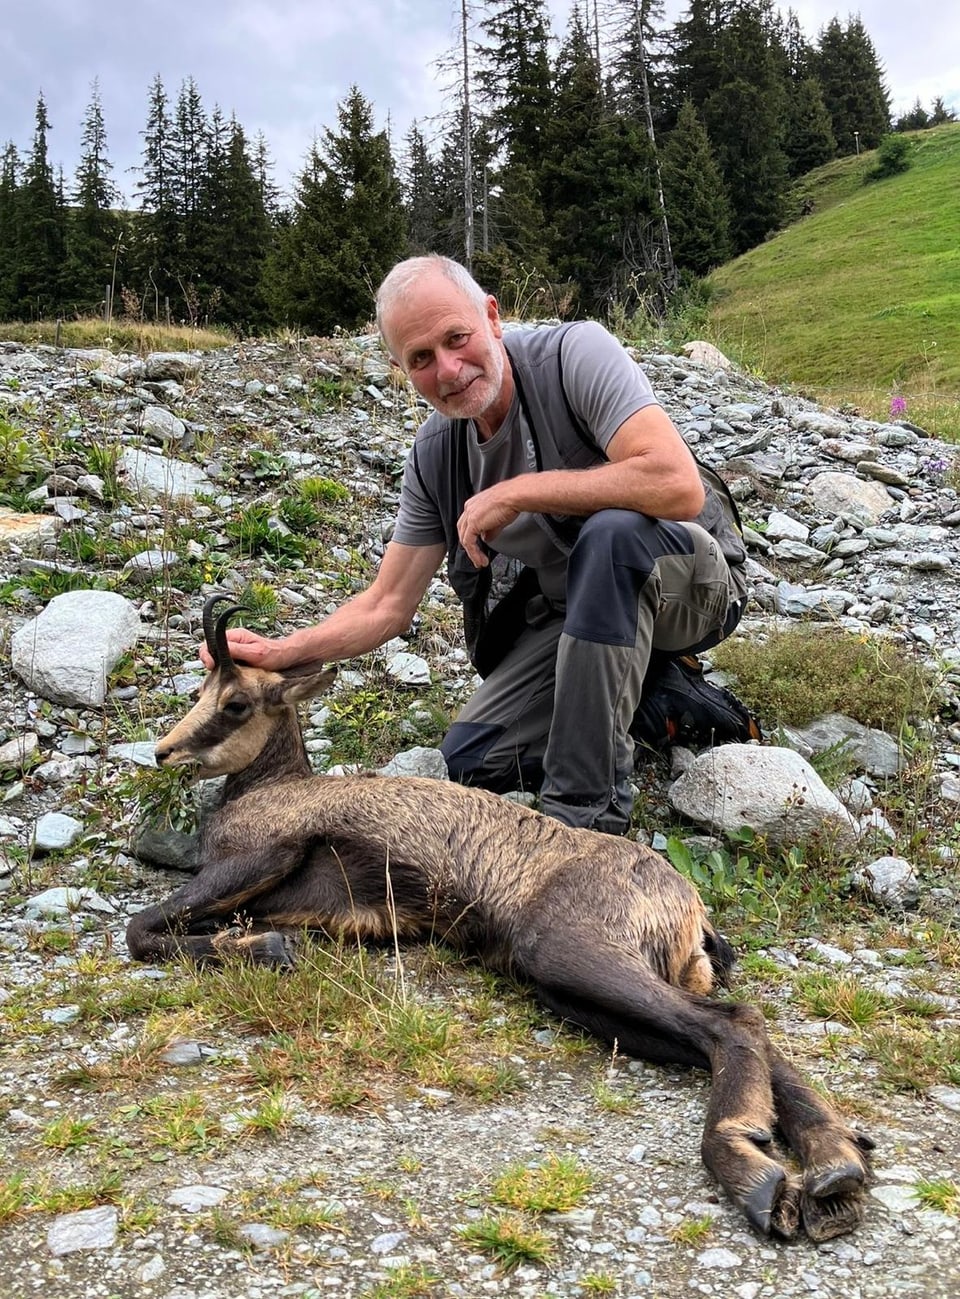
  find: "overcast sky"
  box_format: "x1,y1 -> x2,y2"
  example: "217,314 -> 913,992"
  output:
1,1 -> 956,204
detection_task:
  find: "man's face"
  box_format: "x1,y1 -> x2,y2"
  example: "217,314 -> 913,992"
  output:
383,276 -> 506,421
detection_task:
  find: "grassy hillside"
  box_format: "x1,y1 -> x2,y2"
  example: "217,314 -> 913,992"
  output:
705,123 -> 960,436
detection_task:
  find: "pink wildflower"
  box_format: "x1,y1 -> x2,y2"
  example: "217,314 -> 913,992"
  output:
889,394 -> 907,418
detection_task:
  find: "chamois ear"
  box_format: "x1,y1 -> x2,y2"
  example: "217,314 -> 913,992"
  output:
268,664 -> 338,708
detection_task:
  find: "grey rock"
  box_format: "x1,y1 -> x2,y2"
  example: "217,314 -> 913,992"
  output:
11,589 -> 141,707
32,811 -> 83,851
385,650 -> 432,685
119,446 -> 211,500
806,471 -> 893,525
144,351 -> 202,382
140,404 -> 186,444
377,747 -> 449,779
0,732 -> 39,768
669,744 -> 860,848
165,1184 -> 230,1211
24,885 -> 115,917
851,855 -> 919,908
47,1205 -> 118,1255
131,824 -> 200,872
790,713 -> 902,778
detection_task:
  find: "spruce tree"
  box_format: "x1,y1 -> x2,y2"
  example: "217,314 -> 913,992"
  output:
199,117 -> 271,330
16,93 -> 66,317
173,76 -> 209,297
815,17 -> 891,155
784,77 -> 836,176
402,122 -> 440,254
0,144 -> 20,318
700,4 -> 789,254
666,0 -> 735,122
660,99 -> 731,275
476,0 -> 553,166
63,80 -> 121,315
268,88 -> 405,333
473,0 -> 554,271
540,11 -> 660,316
135,75 -> 181,314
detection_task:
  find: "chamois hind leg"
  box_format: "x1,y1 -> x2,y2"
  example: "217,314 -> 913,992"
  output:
522,933 -> 799,1239
126,849 -> 302,967
769,1049 -> 873,1242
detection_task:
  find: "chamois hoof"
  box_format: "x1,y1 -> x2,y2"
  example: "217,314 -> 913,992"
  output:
800,1152 -> 870,1243
742,1164 -> 791,1238
243,931 -> 299,968
769,1176 -> 802,1241
801,1183 -> 866,1242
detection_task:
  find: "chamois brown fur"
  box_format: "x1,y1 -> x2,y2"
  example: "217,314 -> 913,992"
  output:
127,597 -> 873,1244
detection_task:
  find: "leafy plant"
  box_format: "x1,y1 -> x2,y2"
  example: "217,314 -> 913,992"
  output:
299,475 -> 350,504
279,494 -> 323,534
224,502 -> 308,561
0,416 -> 47,496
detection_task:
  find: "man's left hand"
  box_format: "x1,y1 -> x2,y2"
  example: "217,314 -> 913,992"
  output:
457,487 -> 520,567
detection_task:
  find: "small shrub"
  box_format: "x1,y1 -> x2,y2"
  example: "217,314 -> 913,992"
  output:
710,625 -> 931,730
866,134 -> 913,181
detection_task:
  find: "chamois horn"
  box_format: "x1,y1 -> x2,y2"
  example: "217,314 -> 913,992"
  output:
201,595 -> 248,670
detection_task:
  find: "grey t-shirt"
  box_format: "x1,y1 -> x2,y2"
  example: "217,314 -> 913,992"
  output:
392,321 -> 659,603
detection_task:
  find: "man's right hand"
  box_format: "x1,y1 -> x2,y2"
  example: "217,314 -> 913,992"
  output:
200,627 -> 291,671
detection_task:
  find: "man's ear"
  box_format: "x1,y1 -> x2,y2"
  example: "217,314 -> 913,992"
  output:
486,294 -> 503,337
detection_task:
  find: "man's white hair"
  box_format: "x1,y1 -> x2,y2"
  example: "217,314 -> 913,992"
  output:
375,255 -> 489,353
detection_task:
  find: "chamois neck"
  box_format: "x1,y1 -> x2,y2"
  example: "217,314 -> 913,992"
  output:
221,706 -> 312,801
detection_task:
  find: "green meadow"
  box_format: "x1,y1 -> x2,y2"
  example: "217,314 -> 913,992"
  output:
705,123 -> 960,437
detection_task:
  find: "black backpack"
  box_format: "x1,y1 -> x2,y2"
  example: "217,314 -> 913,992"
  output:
630,655 -> 762,752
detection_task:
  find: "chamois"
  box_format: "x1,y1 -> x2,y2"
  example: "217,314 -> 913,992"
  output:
126,595 -> 873,1244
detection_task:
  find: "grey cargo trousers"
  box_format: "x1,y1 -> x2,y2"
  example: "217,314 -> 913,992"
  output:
440,509 -> 745,835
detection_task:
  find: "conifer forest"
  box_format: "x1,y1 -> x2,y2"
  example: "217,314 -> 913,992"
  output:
0,1 -> 950,334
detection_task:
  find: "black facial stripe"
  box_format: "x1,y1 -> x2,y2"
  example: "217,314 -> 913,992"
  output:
191,709 -> 248,750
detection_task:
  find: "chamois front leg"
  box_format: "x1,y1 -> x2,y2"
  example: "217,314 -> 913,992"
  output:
126,846 -> 303,967
769,1050 -> 873,1242
521,931 -> 798,1239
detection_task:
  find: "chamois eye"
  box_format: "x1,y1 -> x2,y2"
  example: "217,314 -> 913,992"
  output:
223,699 -> 251,717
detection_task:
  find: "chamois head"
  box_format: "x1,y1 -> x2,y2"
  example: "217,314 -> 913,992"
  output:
154,595 -> 336,778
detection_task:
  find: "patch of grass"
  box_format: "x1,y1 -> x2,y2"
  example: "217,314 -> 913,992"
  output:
196,942 -> 535,1108
0,318 -> 231,352
236,1087 -> 297,1137
299,474 -> 350,504
710,625 -> 932,731
0,1176 -> 29,1226
593,1078 -> 637,1114
668,1214 -> 715,1246
912,1177 -> 960,1215
134,1092 -> 223,1155
864,1024 -> 960,1092
580,1274 -> 619,1294
795,972 -> 891,1028
490,1153 -> 594,1214
458,1211 -> 553,1270
40,1116 -> 96,1151
362,1264 -> 441,1297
